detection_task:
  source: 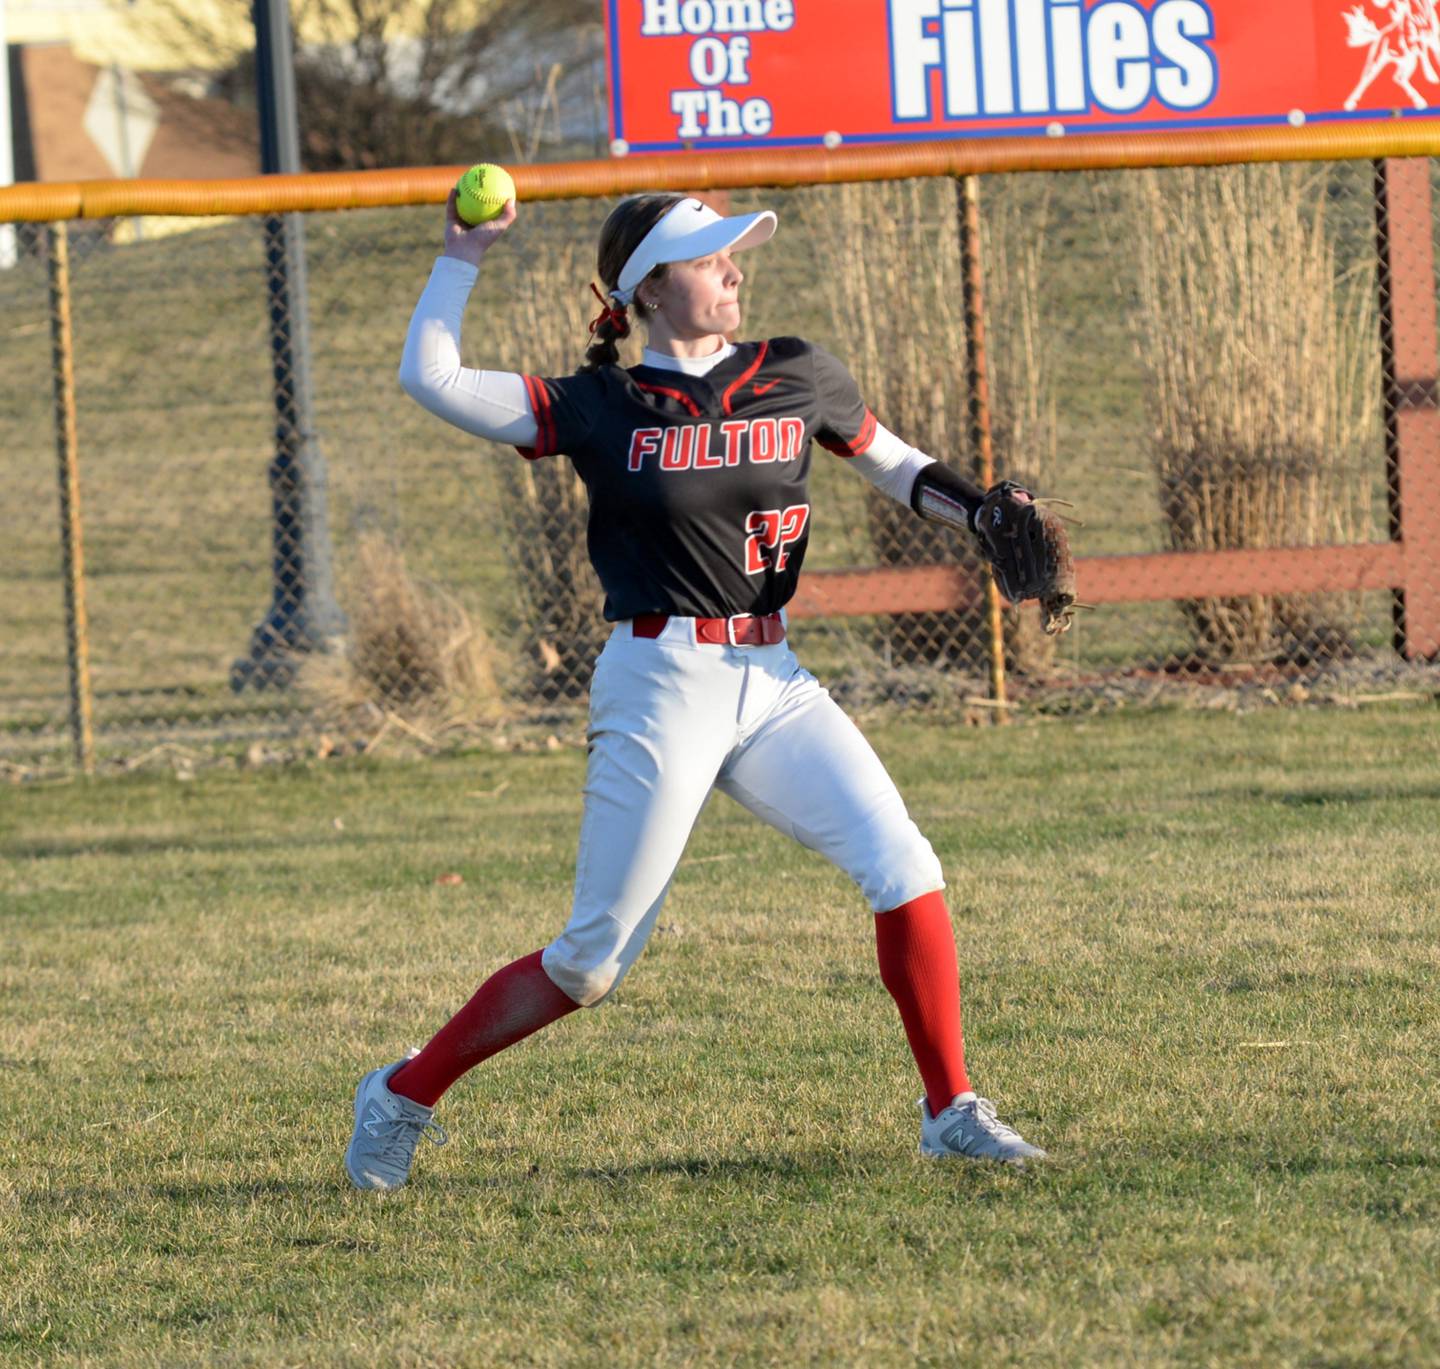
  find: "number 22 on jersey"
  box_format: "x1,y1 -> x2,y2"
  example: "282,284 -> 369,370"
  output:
745,504 -> 810,574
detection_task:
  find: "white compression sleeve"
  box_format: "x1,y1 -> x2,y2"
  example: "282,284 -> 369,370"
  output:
846,422 -> 936,505
397,256 -> 540,447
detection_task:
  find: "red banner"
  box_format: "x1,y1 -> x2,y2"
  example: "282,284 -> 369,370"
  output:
605,0 -> 1440,153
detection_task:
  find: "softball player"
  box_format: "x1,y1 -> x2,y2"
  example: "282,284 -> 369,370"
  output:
344,190 -> 1045,1190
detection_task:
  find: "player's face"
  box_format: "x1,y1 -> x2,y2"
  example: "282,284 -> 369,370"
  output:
647,250 -> 744,342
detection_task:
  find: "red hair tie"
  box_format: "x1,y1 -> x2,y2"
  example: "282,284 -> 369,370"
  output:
588,281 -> 631,338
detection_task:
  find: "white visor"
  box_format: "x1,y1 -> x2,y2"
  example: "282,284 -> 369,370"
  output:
612,198 -> 777,305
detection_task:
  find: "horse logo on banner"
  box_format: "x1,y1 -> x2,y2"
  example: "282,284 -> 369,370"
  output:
1344,0 -> 1440,109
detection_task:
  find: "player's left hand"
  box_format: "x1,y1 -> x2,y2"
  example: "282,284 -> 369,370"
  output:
973,480 -> 1078,635
442,189 -> 517,267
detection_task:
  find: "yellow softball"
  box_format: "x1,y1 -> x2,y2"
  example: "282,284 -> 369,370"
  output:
455,163 -> 516,226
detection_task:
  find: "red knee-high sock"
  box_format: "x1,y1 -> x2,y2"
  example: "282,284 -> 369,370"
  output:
388,949 -> 580,1108
874,890 -> 971,1117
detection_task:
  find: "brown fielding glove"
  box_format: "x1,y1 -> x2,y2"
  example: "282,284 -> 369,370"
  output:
974,481 -> 1078,636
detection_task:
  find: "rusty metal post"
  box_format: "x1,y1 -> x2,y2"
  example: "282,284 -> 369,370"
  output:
46,223 -> 96,774
957,174 -> 1009,719
1374,157 -> 1440,661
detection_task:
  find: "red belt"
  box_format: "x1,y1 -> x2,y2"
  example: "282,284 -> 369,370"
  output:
632,612 -> 786,646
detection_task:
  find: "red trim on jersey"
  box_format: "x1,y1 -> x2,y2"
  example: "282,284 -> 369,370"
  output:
855,406 -> 878,452
635,381 -> 703,418
721,340 -> 769,416
514,374 -> 551,460
818,406 -> 878,459
531,375 -> 557,456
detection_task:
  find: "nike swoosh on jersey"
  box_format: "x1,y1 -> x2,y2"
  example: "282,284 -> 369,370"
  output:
753,380 -> 781,396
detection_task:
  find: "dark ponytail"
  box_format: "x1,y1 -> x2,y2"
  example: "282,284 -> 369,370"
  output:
580,193 -> 687,373
581,303 -> 631,374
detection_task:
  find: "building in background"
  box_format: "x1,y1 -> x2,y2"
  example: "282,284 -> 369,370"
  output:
5,0 -> 251,72
10,42 -> 256,182
3,0 -> 257,250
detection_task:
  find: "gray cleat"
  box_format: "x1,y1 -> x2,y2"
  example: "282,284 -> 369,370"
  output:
918,1092 -> 1047,1166
344,1053 -> 448,1191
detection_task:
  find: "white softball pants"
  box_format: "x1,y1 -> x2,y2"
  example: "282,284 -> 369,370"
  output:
541,618 -> 945,1006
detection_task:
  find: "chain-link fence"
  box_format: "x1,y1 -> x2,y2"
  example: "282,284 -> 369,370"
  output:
3,155 -> 1439,770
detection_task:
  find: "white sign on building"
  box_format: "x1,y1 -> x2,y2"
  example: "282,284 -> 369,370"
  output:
83,63 -> 159,177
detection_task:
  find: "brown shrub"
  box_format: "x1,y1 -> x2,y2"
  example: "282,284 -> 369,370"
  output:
1132,164 -> 1379,664
303,530 -> 502,727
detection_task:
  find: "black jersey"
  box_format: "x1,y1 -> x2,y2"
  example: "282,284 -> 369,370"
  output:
518,337 -> 876,622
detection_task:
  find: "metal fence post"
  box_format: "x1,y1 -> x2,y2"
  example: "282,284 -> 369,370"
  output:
46,222 -> 95,774
232,0 -> 345,690
957,174 -> 1009,719
1374,157 -> 1440,662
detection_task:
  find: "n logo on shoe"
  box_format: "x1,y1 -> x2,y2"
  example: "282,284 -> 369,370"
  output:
938,1122 -> 972,1154
362,1106 -> 387,1138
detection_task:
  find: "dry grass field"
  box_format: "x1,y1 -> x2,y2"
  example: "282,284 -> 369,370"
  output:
3,707 -> 1438,1365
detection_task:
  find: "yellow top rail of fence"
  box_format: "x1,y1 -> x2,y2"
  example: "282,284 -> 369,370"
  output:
3,120 -> 1440,223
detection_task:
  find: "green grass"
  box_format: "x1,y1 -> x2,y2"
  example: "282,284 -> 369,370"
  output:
3,708 -> 1438,1365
